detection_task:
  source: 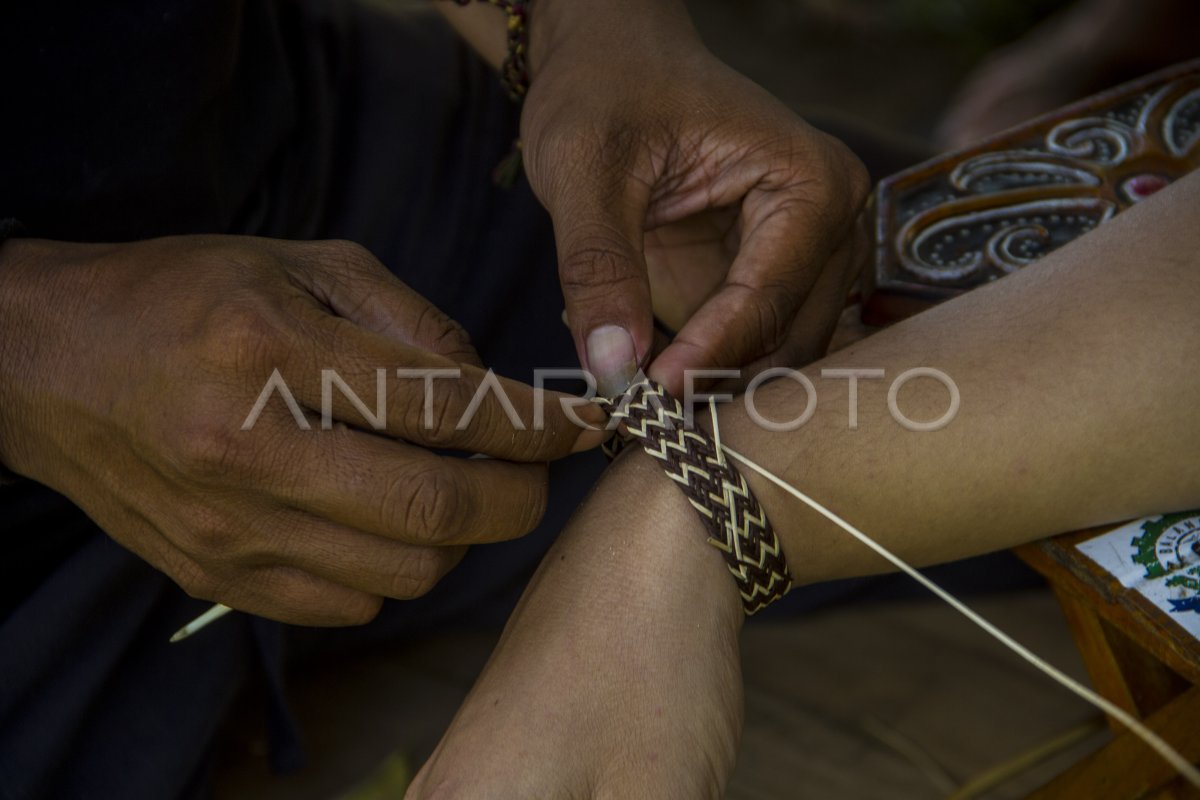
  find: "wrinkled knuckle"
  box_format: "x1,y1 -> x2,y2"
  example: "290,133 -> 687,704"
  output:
393,380 -> 429,438
530,115 -> 641,189
396,376 -> 467,445
415,304 -> 475,362
165,419 -> 248,482
426,380 -> 475,446
316,239 -> 379,275
393,467 -> 468,543
454,382 -> 510,447
206,296 -> 282,372
559,233 -> 640,296
173,559 -> 218,601
186,517 -> 245,564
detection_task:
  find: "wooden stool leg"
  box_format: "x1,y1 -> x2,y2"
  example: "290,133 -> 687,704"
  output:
1051,587 -> 1190,728
1026,687 -> 1200,799
1146,779 -> 1200,800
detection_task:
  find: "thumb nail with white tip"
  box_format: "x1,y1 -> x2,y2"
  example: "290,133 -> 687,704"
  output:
587,325 -> 637,398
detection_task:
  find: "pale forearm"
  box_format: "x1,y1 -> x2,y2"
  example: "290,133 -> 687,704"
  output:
719,171 -> 1200,584
509,449 -> 743,639
409,445 -> 745,797
537,175 -> 1199,605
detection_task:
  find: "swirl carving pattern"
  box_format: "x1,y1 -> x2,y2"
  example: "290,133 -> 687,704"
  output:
867,60 -> 1200,323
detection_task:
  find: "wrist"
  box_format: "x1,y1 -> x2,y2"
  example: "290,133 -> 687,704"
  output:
532,447 -> 744,640
616,448 -> 746,634
0,239 -> 41,478
0,239 -> 94,482
529,0 -> 699,76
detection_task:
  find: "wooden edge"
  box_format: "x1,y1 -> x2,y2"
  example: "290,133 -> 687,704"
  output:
1015,535 -> 1200,686
1024,686 -> 1200,800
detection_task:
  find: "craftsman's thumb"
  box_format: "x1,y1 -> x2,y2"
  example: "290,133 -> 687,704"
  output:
556,216 -> 653,398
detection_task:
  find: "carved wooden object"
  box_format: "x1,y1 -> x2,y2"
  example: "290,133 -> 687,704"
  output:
864,59 -> 1200,326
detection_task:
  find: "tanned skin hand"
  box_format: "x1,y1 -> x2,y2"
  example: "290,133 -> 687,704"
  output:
0,236 -> 605,626
439,0 -> 870,397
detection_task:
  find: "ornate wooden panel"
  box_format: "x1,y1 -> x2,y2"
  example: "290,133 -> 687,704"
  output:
864,59 -> 1200,326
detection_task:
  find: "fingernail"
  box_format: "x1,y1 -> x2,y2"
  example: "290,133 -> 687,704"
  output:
587,325 -> 638,398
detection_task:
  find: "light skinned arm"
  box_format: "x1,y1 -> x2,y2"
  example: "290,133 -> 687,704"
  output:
731,168 -> 1200,583
409,171 -> 1200,799
0,236 -> 605,627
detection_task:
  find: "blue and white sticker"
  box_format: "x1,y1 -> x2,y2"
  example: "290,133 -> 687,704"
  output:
1076,511 -> 1200,639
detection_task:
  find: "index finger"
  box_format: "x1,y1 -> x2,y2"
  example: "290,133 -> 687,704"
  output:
280,306 -> 608,461
650,150 -> 865,393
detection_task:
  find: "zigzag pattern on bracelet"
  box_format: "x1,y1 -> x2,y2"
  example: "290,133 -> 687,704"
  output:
596,380 -> 792,614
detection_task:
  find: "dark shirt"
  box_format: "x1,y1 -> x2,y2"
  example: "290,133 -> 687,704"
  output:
0,0 -> 325,243
0,0 -> 353,616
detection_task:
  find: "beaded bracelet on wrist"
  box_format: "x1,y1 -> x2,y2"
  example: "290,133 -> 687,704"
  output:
598,380 -> 793,615
449,0 -> 531,186
452,0 -> 530,101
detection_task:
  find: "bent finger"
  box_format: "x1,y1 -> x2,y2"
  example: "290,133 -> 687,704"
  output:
241,511 -> 468,599
276,312 -> 606,459
257,425 -> 554,546
650,135 -> 867,391
287,239 -> 483,366
188,562 -> 385,628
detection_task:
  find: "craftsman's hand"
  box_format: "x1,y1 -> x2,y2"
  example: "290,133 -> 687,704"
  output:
407,452 -> 744,799
0,236 -> 603,626
523,0 -> 869,396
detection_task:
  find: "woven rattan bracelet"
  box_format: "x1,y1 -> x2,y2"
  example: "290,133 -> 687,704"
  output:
597,379 -> 792,614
